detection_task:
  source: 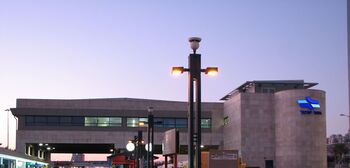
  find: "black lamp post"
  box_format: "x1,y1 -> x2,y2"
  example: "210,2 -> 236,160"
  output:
172,37 -> 218,168
125,131 -> 143,168
147,107 -> 154,168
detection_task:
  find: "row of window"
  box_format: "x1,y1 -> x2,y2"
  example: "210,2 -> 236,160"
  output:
25,116 -> 212,128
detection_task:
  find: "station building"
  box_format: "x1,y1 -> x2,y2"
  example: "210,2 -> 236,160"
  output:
11,80 -> 326,168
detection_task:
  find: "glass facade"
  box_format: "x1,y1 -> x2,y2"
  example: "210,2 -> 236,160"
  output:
25,116 -> 211,128
85,117 -> 122,127
127,117 -> 211,128
127,117 -> 148,127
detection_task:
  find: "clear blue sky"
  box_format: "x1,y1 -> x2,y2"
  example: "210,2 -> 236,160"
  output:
0,0 -> 347,149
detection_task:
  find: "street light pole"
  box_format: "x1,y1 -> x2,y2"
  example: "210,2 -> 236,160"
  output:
172,37 -> 218,168
189,53 -> 202,168
147,107 -> 154,168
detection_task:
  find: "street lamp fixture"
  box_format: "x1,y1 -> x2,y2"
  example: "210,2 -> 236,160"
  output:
138,121 -> 146,127
189,37 -> 201,54
172,67 -> 186,75
204,67 -> 218,76
145,143 -> 152,152
171,37 -> 218,168
126,142 -> 135,152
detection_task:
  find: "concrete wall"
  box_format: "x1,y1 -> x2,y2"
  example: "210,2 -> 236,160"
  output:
223,93 -> 275,168
275,89 -> 326,168
223,93 -> 241,150
240,93 -> 275,168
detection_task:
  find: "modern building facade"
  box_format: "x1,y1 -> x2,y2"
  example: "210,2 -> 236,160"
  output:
221,81 -> 326,168
11,80 -> 326,168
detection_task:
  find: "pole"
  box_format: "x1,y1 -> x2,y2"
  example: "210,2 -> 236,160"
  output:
174,154 -> 178,168
188,54 -> 195,168
150,114 -> 154,168
195,55 -> 202,168
147,114 -> 151,168
134,136 -> 138,168
137,131 -> 142,168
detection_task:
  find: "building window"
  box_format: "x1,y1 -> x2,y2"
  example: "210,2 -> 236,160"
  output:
47,116 -> 60,126
127,117 -> 148,127
262,88 -> 275,93
97,117 -> 109,127
201,119 -> 211,128
35,116 -> 47,126
71,117 -> 84,126
109,117 -> 122,127
85,117 -> 122,127
163,118 -> 176,128
60,116 -> 72,126
85,117 -> 98,126
154,118 -> 164,127
25,116 -> 35,126
175,118 -> 187,128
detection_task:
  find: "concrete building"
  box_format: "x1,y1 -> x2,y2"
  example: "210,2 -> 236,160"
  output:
221,80 -> 326,168
11,80 -> 326,168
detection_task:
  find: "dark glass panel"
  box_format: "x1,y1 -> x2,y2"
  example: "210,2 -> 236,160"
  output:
163,118 -> 175,128
47,116 -> 60,126
71,117 -> 84,126
35,116 -> 47,126
60,116 -> 71,126
154,118 -> 163,128
25,116 -> 34,126
175,118 -> 187,128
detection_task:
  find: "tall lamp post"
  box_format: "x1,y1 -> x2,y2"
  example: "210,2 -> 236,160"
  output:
172,37 -> 218,168
139,107 -> 159,168
148,107 -> 154,168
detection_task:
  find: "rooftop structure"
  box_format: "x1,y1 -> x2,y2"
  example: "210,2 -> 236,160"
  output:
221,80 -> 318,100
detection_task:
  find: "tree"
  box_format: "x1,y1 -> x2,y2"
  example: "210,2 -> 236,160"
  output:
331,143 -> 349,168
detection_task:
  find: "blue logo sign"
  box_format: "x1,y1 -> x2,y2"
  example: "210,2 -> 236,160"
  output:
297,97 -> 321,115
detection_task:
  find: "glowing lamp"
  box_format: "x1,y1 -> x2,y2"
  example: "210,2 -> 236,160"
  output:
172,67 -> 185,75
205,67 -> 218,76
126,142 -> 135,152
145,143 -> 152,152
138,122 -> 145,127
